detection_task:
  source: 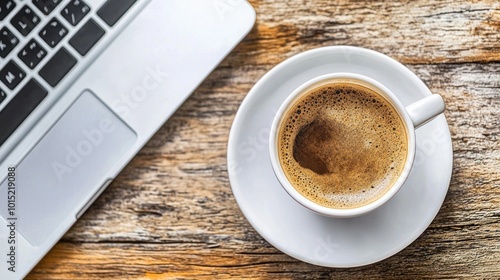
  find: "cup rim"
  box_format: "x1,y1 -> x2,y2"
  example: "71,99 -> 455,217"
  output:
269,73 -> 417,218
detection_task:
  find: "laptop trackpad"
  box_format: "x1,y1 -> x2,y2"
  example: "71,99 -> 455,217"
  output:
0,91 -> 136,246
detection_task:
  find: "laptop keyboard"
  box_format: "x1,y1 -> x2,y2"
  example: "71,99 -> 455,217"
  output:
0,0 -> 137,147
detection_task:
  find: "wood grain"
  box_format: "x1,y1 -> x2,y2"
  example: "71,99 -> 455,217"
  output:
235,0 -> 500,65
28,0 -> 499,279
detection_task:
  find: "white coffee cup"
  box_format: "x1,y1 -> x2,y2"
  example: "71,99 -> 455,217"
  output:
269,73 -> 445,218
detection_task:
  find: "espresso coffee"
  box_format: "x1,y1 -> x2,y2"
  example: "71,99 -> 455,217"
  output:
277,81 -> 408,209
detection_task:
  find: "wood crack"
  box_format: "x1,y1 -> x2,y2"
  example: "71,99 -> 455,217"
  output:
421,8 -> 494,18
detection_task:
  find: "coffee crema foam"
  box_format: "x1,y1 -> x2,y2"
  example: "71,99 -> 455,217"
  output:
278,82 -> 408,209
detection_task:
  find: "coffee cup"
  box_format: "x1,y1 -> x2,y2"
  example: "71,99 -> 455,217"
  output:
269,73 -> 445,218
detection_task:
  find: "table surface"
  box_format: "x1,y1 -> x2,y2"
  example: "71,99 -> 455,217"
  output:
29,0 -> 499,279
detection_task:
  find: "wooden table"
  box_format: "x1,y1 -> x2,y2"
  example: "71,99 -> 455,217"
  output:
29,0 -> 499,278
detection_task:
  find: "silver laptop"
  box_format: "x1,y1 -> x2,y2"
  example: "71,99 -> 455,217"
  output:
0,0 -> 255,278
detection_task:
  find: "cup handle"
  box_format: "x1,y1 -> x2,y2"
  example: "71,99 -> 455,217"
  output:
405,94 -> 445,129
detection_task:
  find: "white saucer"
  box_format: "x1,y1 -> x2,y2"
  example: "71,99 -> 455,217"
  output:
227,46 -> 453,267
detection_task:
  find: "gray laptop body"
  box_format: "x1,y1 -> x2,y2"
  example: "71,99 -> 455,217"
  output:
0,0 -> 255,278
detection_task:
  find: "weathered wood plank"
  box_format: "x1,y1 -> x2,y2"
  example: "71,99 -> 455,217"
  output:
28,236 -> 500,279
235,0 -> 500,65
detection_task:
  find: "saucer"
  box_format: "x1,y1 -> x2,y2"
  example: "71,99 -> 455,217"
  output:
227,46 -> 453,267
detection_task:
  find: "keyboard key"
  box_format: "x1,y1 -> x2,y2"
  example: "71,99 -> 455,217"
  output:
97,0 -> 136,27
39,47 -> 77,87
0,0 -> 16,21
0,88 -> 6,104
39,18 -> 68,48
0,79 -> 47,146
11,5 -> 41,36
33,0 -> 62,15
69,19 -> 105,56
61,0 -> 91,26
19,39 -> 47,69
0,27 -> 19,58
0,61 -> 26,90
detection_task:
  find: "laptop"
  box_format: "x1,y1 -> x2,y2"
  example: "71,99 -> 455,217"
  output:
0,0 -> 255,278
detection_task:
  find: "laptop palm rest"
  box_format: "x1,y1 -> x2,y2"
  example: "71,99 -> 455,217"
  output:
0,91 -> 136,246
